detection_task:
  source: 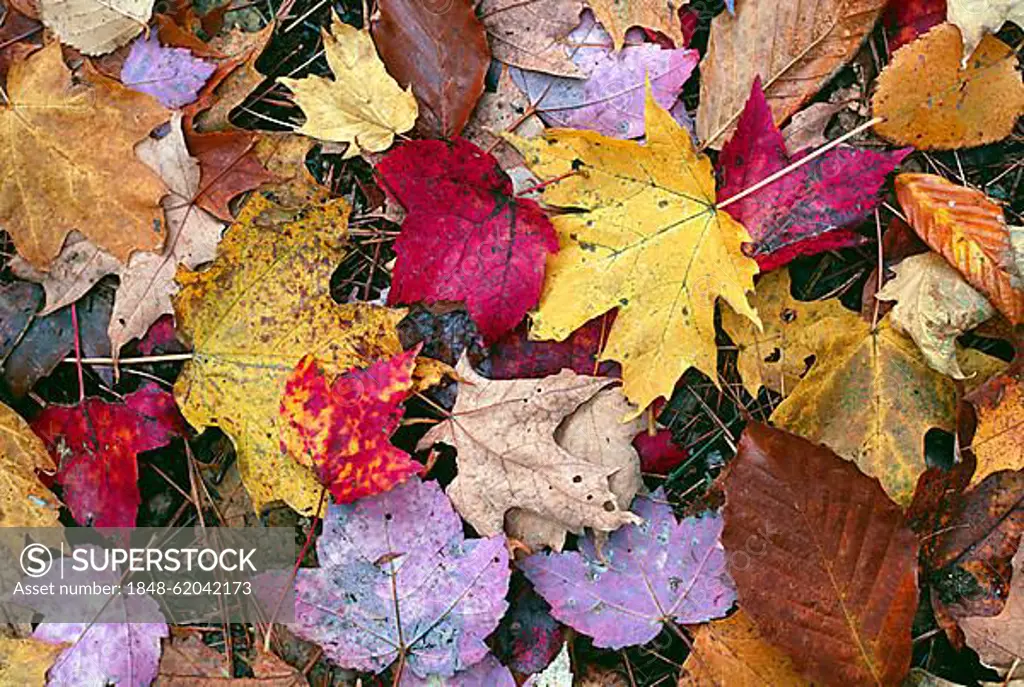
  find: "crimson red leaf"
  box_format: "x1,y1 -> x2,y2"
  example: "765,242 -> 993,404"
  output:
31,384 -> 184,527
717,79 -> 910,271
485,314 -> 618,379
377,139 -> 558,343
884,0 -> 946,52
632,428 -> 688,474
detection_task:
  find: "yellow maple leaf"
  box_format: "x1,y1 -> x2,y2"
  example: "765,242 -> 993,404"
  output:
0,402 -> 63,533
0,43 -> 169,268
0,635 -> 66,687
172,193 -> 406,515
510,85 -> 760,413
279,12 -> 417,159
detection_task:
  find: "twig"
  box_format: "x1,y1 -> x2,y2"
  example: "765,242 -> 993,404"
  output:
61,353 -> 195,365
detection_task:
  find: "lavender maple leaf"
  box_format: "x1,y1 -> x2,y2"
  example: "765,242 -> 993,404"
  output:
121,33 -> 215,109
510,11 -> 697,138
399,654 -> 515,686
294,477 -> 511,679
520,491 -> 735,649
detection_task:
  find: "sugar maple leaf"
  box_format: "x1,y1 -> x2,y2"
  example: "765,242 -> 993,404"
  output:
0,401 -> 62,530
39,0 -> 154,56
521,491 -> 736,649
279,348 -> 421,504
294,477 -> 510,679
419,356 -> 642,550
399,655 -> 515,687
718,79 -> 910,271
376,138 -> 557,343
173,193 -> 407,515
493,580 -> 566,675
279,12 -> 417,158
187,130 -> 277,221
121,32 -> 215,108
884,0 -> 946,51
511,85 -> 760,412
0,43 -> 169,268
31,384 -> 183,528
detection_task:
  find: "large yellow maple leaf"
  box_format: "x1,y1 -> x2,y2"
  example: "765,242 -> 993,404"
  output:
511,87 -> 761,412
0,43 -> 169,268
173,194 -> 406,515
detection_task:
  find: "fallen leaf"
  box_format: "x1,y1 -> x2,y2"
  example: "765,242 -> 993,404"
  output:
485,314 -> 617,380
722,423 -> 919,687
0,401 -> 62,529
419,356 -> 641,550
371,0 -> 489,138
720,269 -> 851,397
172,193 -> 406,515
896,173 -> 1024,324
872,24 -> 1024,149
967,360 -> 1024,485
586,0 -> 685,49
9,233 -> 122,315
0,635 -> 65,687
677,610 -> 811,687
493,578 -> 566,675
718,79 -> 909,270
39,0 -> 153,55
510,10 -> 698,139
279,348 -> 421,504
948,0 -> 1024,58
780,99 -> 847,151
884,0 -> 946,51
120,32 -> 214,108
462,67 -> 545,169
188,130 -> 277,221
156,635 -> 306,686
511,85 -> 760,412
31,383 -> 183,527
399,654 -> 515,687
521,491 -> 736,649
0,43 -> 169,268
771,315 -> 960,506
376,138 -> 557,343
478,0 -> 584,77
877,252 -> 996,378
188,22 -> 274,133
524,643 -> 572,687
632,428 -> 688,474
279,12 -> 417,158
961,544 -> 1024,675
697,0 -> 887,147
294,477 -> 510,678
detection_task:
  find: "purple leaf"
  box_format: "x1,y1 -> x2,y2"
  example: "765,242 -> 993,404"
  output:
398,654 -> 515,687
294,477 -> 511,679
121,33 -> 215,109
520,491 -> 736,649
510,11 -> 697,138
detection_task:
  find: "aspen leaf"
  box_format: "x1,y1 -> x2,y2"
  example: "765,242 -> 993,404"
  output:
873,24 -> 1024,150
40,0 -> 153,55
0,401 -> 62,531
173,193 -> 407,515
948,0 -> 1024,58
279,12 -> 417,158
0,43 -> 169,268
511,85 -> 760,413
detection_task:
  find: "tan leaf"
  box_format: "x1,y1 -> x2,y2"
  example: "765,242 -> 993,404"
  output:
586,0 -> 684,50
966,361 -> 1024,486
156,634 -> 306,686
872,24 -> 1024,150
462,67 -> 545,169
418,356 -> 642,549
0,401 -> 63,531
40,0 -> 153,55
896,173 -> 1024,325
697,0 -> 887,148
0,635 -> 66,687
8,232 -> 122,315
961,545 -> 1024,676
478,0 -> 584,77
948,0 -> 1024,59
876,252 -> 995,378
0,43 -> 168,268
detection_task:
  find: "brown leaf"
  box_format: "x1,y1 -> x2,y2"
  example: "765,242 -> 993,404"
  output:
722,422 -> 919,687
371,0 -> 490,138
967,360 -> 1024,486
462,66 -> 545,169
697,0 -> 887,148
872,24 -> 1024,150
9,232 -> 122,315
156,634 -> 306,686
961,544 -> 1024,676
188,129 -> 277,221
896,173 -> 1024,325
586,0 -> 684,50
478,0 -> 583,77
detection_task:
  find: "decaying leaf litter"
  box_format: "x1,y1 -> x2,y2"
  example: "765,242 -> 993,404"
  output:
0,0 -> 1022,685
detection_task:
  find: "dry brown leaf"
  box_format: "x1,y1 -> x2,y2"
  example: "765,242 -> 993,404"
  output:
9,232 -> 121,315
967,360 -> 1024,486
0,43 -> 168,268
40,0 -> 152,55
697,0 -> 887,147
418,355 -> 642,549
873,24 -> 1024,150
478,0 -> 584,77
189,22 -> 274,133
896,173 -> 1024,325
961,545 -> 1024,676
587,0 -> 684,50
156,634 -> 306,686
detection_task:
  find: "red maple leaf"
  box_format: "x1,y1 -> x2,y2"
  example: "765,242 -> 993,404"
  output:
279,347 -> 422,504
31,384 -> 185,528
717,79 -> 910,271
486,314 -> 619,380
375,138 -> 558,343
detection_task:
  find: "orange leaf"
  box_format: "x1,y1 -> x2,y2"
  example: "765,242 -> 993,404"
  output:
896,173 -> 1024,325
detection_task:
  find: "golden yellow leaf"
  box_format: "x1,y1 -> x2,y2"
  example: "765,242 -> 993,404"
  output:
0,402 -> 63,531
966,361 -> 1023,487
678,611 -> 812,687
511,86 -> 760,413
872,25 -> 1024,150
0,635 -> 66,687
586,0 -> 685,50
40,0 -> 153,56
0,43 -> 169,269
173,194 -> 406,515
771,315 -> 962,506
279,12 -> 417,159
721,270 -> 852,397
